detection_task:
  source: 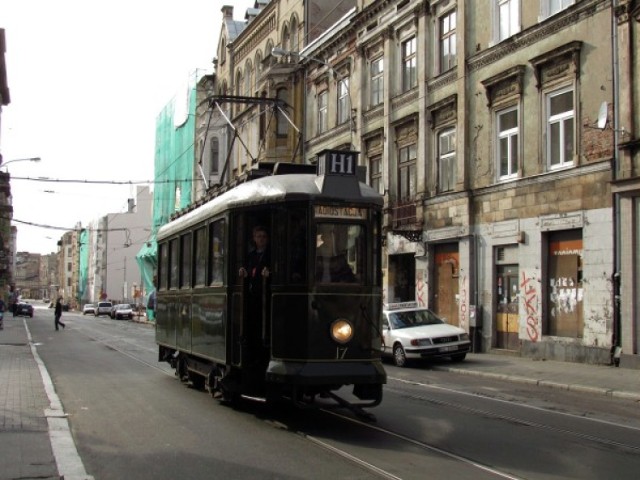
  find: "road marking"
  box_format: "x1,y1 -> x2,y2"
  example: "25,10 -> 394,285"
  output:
24,319 -> 95,480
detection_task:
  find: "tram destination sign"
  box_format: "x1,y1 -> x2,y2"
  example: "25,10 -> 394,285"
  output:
315,205 -> 367,219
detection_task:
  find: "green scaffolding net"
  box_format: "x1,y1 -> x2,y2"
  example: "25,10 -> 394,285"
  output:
136,71 -> 202,319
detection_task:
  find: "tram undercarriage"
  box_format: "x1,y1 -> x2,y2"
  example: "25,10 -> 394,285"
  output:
161,346 -> 384,420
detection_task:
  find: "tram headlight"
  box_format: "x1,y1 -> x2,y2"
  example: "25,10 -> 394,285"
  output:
330,319 -> 354,344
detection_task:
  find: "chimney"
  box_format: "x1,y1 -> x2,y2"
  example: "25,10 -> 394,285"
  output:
221,5 -> 234,19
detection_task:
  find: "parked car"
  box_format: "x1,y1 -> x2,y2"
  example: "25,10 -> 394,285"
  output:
382,303 -> 471,367
82,303 -> 96,315
14,302 -> 34,318
111,304 -> 133,320
95,301 -> 113,317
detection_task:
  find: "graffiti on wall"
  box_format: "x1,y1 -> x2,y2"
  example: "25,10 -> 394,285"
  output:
459,274 -> 468,330
416,269 -> 426,307
549,277 -> 583,318
520,271 -> 540,342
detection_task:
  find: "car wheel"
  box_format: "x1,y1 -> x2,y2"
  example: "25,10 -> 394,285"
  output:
451,353 -> 466,362
393,344 -> 407,367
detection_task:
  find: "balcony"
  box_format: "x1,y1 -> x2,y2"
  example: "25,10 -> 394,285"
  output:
389,200 -> 423,242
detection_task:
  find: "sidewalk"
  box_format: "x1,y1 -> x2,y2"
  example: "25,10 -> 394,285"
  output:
2,319 -> 639,480
430,351 -> 640,401
0,315 -> 93,480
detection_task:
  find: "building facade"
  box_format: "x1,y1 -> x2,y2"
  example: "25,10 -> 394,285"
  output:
268,0 -> 627,365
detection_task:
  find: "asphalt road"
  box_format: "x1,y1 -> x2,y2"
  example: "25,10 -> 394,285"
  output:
27,305 -> 640,480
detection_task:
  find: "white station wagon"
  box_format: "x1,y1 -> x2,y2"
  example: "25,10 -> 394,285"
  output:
382,303 -> 471,367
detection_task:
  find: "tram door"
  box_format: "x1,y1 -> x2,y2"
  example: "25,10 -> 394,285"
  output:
232,213 -> 272,371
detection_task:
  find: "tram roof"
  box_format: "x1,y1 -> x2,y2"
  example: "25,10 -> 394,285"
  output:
157,171 -> 382,241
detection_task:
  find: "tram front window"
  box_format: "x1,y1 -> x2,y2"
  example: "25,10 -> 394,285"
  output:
315,223 -> 364,284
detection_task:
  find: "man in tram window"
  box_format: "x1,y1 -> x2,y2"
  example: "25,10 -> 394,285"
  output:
239,225 -> 270,292
239,225 -> 271,364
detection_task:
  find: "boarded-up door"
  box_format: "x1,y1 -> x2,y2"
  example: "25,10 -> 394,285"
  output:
434,244 -> 459,326
496,265 -> 519,350
548,230 -> 583,338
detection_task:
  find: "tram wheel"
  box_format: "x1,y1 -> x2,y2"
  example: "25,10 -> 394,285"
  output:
393,344 -> 408,367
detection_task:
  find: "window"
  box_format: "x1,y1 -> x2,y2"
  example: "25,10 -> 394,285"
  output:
369,156 -> 383,195
497,106 -> 519,179
290,17 -> 299,52
318,90 -> 328,134
276,88 -> 288,136
288,210 -> 307,284
438,129 -> 456,192
159,243 -> 168,291
316,223 -> 365,284
244,63 -> 252,97
440,11 -> 457,72
259,91 -> 267,141
497,0 -> 520,41
370,57 -> 384,107
209,220 -> 225,285
544,0 -> 574,18
398,144 -> 417,200
337,77 -> 350,125
547,87 -> 574,169
180,233 -> 192,288
169,238 -> 179,289
402,36 -> 417,92
209,138 -> 219,175
194,227 -> 206,286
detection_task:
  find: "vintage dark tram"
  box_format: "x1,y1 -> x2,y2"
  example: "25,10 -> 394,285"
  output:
156,150 -> 386,414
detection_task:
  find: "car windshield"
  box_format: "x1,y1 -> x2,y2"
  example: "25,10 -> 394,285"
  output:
388,309 -> 445,329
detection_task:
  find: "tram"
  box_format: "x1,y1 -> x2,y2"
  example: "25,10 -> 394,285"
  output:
155,150 -> 386,414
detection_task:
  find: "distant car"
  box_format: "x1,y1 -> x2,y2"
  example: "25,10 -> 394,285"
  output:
111,304 -> 133,320
14,302 -> 34,318
95,301 -> 113,317
382,303 -> 471,367
82,303 -> 96,315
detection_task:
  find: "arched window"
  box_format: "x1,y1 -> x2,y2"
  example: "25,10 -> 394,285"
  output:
276,88 -> 289,136
290,17 -> 299,51
281,25 -> 290,53
209,137 -> 219,175
244,61 -> 253,97
255,52 -> 263,77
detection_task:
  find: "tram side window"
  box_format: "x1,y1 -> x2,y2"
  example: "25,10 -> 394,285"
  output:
315,223 -> 364,284
194,227 -> 206,286
180,233 -> 192,289
288,210 -> 307,283
159,243 -> 169,291
169,238 -> 179,289
209,219 -> 226,285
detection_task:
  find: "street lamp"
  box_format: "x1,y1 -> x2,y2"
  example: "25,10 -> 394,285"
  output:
271,47 -> 355,137
1,157 -> 41,171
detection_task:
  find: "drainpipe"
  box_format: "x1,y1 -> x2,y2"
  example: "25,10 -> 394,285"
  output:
611,1 -> 622,366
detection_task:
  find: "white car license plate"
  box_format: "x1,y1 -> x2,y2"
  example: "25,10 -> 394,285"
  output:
440,345 -> 457,352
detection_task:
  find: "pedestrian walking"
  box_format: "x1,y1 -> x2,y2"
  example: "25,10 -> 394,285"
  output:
54,297 -> 66,330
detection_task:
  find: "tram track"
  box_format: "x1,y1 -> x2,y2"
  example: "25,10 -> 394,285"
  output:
384,379 -> 640,454
69,319 -> 640,479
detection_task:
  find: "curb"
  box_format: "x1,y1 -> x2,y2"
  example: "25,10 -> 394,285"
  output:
433,365 -> 640,402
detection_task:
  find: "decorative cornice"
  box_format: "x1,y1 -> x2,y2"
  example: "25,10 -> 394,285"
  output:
233,11 -> 277,63
468,0 -> 603,73
391,88 -> 419,111
427,68 -> 456,92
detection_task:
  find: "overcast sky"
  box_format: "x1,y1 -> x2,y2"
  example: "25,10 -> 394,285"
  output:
1,0 -> 254,254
